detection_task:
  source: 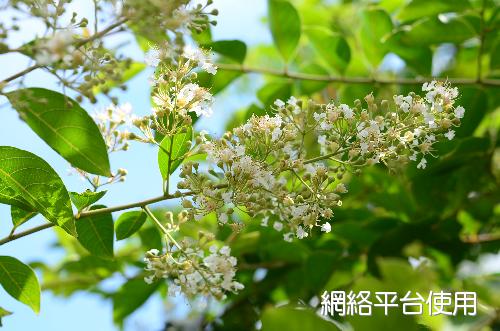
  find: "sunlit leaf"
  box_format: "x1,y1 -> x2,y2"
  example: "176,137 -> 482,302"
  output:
268,0 -> 301,61
0,146 -> 76,236
305,27 -> 350,74
115,210 -> 147,240
203,40 -> 247,64
6,88 -> 111,176
70,190 -> 107,211
11,206 -> 37,228
158,128 -> 192,179
0,256 -> 40,314
398,0 -> 472,22
76,205 -> 114,259
360,9 -> 393,66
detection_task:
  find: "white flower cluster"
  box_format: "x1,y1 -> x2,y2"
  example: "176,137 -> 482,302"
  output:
134,45 -> 216,142
143,244 -> 244,300
176,81 -> 464,241
122,0 -> 217,35
93,103 -> 136,152
35,30 -> 75,66
313,81 -> 464,170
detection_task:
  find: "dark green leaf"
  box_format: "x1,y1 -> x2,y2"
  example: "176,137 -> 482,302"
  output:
305,27 -> 351,74
398,0 -> 472,22
398,16 -> 476,46
11,206 -> 37,228
113,277 -> 161,324
76,205 -> 114,259
257,82 -> 292,108
6,88 -> 111,176
198,70 -> 241,95
70,190 -> 107,211
268,0 -> 301,61
115,211 -> 147,240
0,256 -> 40,314
261,306 -> 340,331
490,37 -> 500,72
204,40 -> 247,64
0,146 -> 76,236
158,128 -> 192,179
360,9 -> 393,66
455,88 -> 488,137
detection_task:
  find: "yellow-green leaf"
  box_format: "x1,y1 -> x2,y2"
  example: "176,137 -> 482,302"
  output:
0,256 -> 40,314
6,88 -> 111,177
0,146 -> 76,236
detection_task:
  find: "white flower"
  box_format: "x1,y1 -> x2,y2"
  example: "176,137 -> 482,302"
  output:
444,129 -> 455,140
320,223 -> 331,233
283,232 -> 294,242
296,226 -> 309,239
202,62 -> 217,75
144,275 -> 155,284
271,127 -> 282,142
274,99 -> 285,108
340,104 -> 353,119
417,157 -> 427,169
222,191 -> 232,204
408,256 -> 430,269
273,221 -> 283,232
454,106 -> 465,119
145,48 -> 161,67
219,212 -> 228,224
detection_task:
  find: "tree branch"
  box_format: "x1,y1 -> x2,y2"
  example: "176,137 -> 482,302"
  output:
215,63 -> 500,87
0,17 -> 128,86
0,184 -> 228,246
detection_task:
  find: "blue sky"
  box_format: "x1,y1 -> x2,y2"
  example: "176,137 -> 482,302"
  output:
0,1 -> 269,330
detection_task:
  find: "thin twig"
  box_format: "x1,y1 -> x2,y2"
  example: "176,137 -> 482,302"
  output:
215,63 -> 500,87
0,183 -> 228,245
0,18 -> 128,86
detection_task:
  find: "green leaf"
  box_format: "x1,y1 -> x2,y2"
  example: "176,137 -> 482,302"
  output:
0,146 -> 76,236
305,27 -> 351,74
158,128 -> 192,179
115,211 -> 147,240
203,40 -> 247,64
261,306 -> 340,331
198,70 -> 241,95
360,9 -> 393,66
0,306 -> 12,327
0,256 -> 40,314
70,190 -> 107,211
297,63 -> 330,95
490,37 -> 500,72
113,277 -> 161,324
398,16 -> 476,46
6,88 -> 111,177
257,82 -> 292,108
268,0 -> 301,61
398,0 -> 472,22
11,206 -> 37,228
384,31 -> 432,75
455,87 -> 488,138
76,205 -> 114,259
